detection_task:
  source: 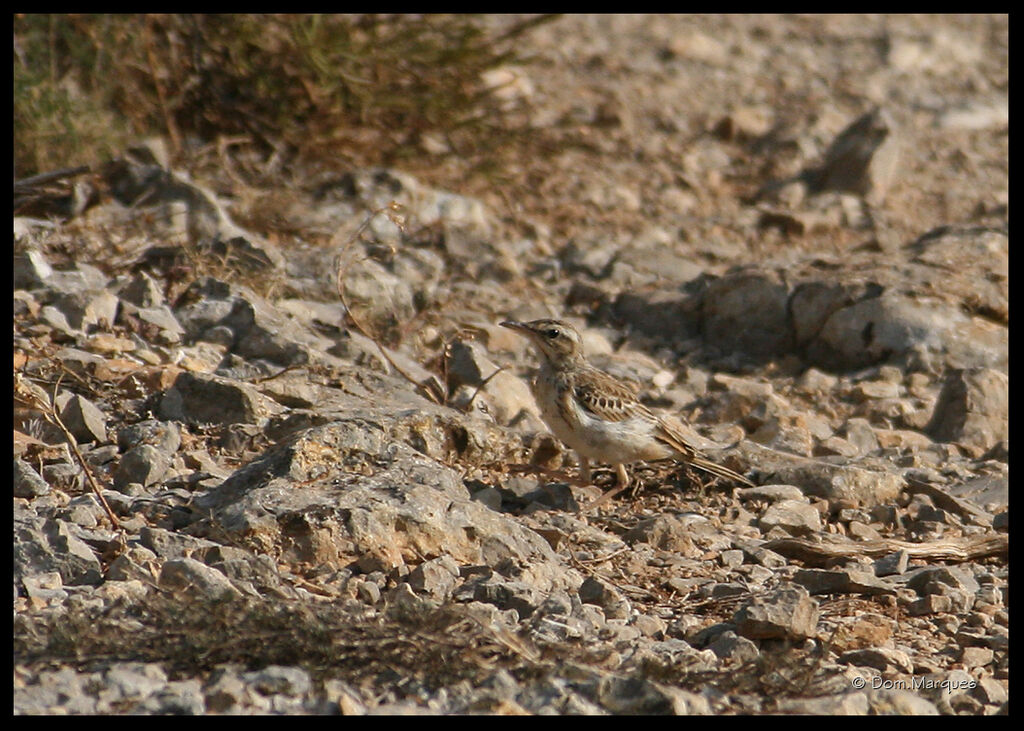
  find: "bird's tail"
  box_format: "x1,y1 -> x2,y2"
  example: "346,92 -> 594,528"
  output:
688,456 -> 755,488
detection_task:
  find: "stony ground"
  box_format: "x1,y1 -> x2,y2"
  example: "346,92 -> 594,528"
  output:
14,14 -> 1007,715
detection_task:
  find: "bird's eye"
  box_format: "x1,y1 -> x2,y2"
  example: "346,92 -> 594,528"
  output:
545,329 -> 559,339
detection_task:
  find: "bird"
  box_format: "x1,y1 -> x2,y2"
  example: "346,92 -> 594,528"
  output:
500,318 -> 754,491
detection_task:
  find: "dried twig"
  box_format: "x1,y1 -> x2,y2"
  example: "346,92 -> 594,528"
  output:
249,363 -> 307,384
465,365 -> 507,412
14,164 -> 91,192
764,534 -> 1008,566
334,204 -> 446,404
14,373 -> 123,532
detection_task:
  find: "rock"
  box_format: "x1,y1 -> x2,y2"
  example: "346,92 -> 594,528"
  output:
452,370 -> 539,426
809,291 -> 1006,373
140,526 -> 220,559
14,290 -> 39,319
959,646 -> 994,668
788,280 -> 862,351
664,29 -> 729,64
115,271 -> 166,308
733,584 -> 819,640
192,420 -> 571,591
719,549 -> 744,568
97,663 -> 170,711
159,371 -> 284,426
56,394 -> 108,444
14,459 -> 50,498
117,420 -> 182,454
57,494 -> 109,528
136,678 -> 207,714
972,676 -> 1007,706
873,550 -> 910,577
20,571 -> 68,607
758,498 -> 822,536
731,539 -> 788,569
865,689 -> 939,715
849,380 -> 901,402
829,613 -> 895,652
706,630 -> 759,663
106,548 -> 158,583
748,450 -> 904,507
174,277 -> 330,365
906,566 -> 980,597
622,515 -> 699,554
907,226 -> 1007,326
736,484 -> 806,503
119,302 -> 186,344
874,427 -> 933,450
446,338 -> 501,391
841,417 -> 879,454
202,668 -> 259,713
158,558 -> 243,599
14,667 -> 99,714
806,107 -> 900,203
471,577 -> 544,619
114,444 -> 171,490
847,520 -> 883,541
838,646 -> 913,673
926,368 -> 1008,450
14,249 -> 54,289
38,304 -> 78,336
35,263 -> 117,331
14,517 -> 103,586
905,594 -> 953,616
339,257 -> 418,336
793,568 -> 896,597
701,270 -> 792,359
778,691 -> 871,714
244,665 -> 311,696
103,148 -> 285,271
749,418 -> 814,456
596,674 -> 699,715
704,582 -> 748,600
578,576 -> 631,620
406,555 -> 461,600
612,289 -> 700,341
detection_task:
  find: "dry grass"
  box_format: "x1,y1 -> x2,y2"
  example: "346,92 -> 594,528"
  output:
14,14 -> 557,182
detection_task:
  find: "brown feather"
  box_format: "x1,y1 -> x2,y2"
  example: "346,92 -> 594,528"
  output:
572,366 -> 650,423
655,419 -> 753,486
689,456 -> 754,487
652,418 -> 704,461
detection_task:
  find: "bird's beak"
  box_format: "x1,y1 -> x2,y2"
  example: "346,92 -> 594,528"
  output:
500,320 -> 528,333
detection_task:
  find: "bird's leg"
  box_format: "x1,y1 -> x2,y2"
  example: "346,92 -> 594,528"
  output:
584,463 -> 631,513
577,454 -> 592,484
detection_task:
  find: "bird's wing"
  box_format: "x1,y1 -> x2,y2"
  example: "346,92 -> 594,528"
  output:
651,415 -> 703,461
571,366 -> 649,423
655,416 -> 754,487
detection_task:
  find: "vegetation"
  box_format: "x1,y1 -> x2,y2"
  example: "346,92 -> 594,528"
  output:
14,14 -> 557,180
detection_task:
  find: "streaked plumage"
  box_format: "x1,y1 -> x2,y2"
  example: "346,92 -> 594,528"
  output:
501,318 -> 754,488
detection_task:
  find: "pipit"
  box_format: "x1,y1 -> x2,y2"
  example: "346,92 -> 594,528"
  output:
501,318 -> 754,490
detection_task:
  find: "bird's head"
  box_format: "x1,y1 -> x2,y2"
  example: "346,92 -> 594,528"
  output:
500,318 -> 585,366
